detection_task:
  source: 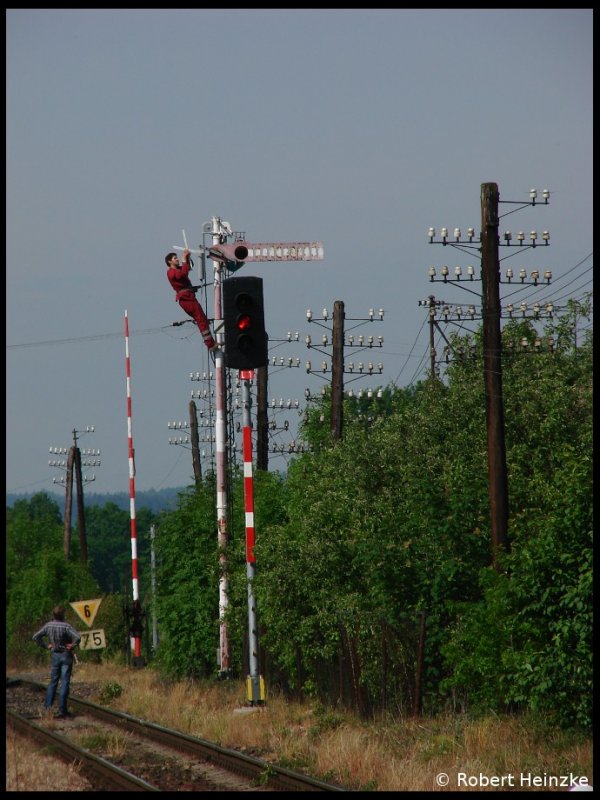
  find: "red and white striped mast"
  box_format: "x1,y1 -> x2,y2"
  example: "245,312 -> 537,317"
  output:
124,309 -> 141,662
240,369 -> 264,703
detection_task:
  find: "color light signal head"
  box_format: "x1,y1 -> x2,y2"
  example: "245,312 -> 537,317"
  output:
223,277 -> 268,369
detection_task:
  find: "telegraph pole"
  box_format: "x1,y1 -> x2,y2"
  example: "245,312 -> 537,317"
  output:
189,399 -> 202,486
50,429 -> 98,562
428,295 -> 436,379
480,183 -> 510,567
188,371 -> 216,476
63,447 -> 75,559
331,300 -> 345,440
72,434 -> 88,564
306,305 -> 384,441
426,185 -> 551,571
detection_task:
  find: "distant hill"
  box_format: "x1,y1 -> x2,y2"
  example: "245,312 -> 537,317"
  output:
6,486 -> 187,518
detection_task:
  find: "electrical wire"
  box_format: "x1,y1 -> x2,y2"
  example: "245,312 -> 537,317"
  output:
6,324 -> 187,350
7,476 -> 58,493
402,250 -> 593,390
501,254 -> 592,305
155,446 -> 185,489
393,315 -> 428,385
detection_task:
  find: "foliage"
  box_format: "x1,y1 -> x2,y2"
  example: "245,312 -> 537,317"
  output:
6,492 -> 64,595
440,303 -> 593,730
6,493 -> 92,664
148,468 -> 291,681
7,552 -> 100,665
222,468 -> 291,677
251,301 -> 591,726
6,486 -> 184,516
254,374 -> 492,712
85,502 -> 157,597
6,300 -> 592,732
98,680 -> 124,704
151,481 -> 222,679
5,493 -> 145,667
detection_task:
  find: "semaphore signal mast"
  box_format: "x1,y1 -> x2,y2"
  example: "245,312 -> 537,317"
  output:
192,217 -> 323,700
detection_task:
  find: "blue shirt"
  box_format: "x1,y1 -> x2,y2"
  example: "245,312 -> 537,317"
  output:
32,619 -> 81,652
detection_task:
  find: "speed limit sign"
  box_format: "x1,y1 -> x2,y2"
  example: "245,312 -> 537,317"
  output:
78,629 -> 106,650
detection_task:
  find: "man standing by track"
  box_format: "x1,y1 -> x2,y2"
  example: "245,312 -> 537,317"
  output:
32,605 -> 81,719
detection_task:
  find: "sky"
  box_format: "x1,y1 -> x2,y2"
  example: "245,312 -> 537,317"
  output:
6,8 -> 593,496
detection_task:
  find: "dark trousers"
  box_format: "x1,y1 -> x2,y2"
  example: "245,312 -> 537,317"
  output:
45,651 -> 73,714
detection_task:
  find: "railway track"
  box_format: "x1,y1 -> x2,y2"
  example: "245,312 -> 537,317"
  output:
7,677 -> 347,792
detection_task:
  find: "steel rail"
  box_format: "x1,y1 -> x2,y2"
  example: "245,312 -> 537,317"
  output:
7,677 -> 346,792
6,708 -> 160,791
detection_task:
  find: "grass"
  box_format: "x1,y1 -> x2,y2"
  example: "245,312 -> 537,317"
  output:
7,660 -> 594,792
6,726 -> 91,791
73,728 -> 133,758
77,662 -> 593,791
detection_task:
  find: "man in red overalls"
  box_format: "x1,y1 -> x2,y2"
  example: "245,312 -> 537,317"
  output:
166,249 -> 217,351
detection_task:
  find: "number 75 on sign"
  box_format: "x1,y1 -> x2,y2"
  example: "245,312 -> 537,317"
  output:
79,629 -> 106,650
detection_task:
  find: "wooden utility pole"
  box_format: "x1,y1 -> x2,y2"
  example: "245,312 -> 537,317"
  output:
73,437 -> 88,564
331,300 -> 345,441
256,366 -> 269,471
189,399 -> 202,486
63,447 -> 75,560
428,295 -> 436,379
480,183 -> 510,568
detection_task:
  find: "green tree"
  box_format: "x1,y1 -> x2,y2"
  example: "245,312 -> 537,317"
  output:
6,492 -> 103,666
152,482 -> 221,679
440,305 -> 592,729
90,299 -> 591,732
6,492 -> 64,595
85,502 -> 157,598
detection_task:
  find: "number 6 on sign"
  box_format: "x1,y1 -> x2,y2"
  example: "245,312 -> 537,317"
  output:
79,629 -> 106,650
70,598 -> 103,628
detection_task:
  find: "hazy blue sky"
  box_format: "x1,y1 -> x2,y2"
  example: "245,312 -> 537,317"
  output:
6,8 -> 593,495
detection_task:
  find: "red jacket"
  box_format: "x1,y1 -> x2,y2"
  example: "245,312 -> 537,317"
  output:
167,258 -> 194,300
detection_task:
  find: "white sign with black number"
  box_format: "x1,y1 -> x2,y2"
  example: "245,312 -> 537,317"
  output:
79,629 -> 106,650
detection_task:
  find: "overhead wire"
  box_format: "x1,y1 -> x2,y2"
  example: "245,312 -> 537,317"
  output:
501,253 -> 592,305
400,250 -> 593,390
393,314 -> 428,385
406,344 -> 430,386
6,324 -> 190,350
